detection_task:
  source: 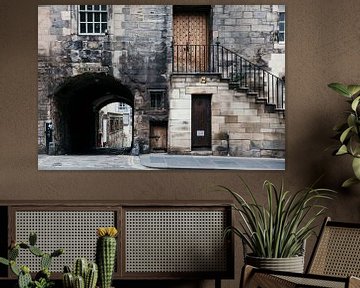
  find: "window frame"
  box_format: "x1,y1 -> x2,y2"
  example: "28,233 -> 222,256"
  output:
149,90 -> 165,110
118,103 -> 128,111
78,5 -> 108,36
278,11 -> 285,44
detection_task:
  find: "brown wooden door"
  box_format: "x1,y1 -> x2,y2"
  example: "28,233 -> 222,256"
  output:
192,95 -> 211,149
150,123 -> 167,152
173,11 -> 209,72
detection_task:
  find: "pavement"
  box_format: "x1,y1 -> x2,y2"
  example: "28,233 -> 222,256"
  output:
140,153 -> 284,170
38,154 -> 149,170
38,153 -> 285,171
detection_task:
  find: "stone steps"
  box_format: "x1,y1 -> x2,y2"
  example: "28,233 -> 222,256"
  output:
169,74 -> 285,158
228,81 -> 285,117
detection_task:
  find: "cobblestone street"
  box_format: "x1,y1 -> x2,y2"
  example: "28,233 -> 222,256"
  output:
38,155 -> 153,170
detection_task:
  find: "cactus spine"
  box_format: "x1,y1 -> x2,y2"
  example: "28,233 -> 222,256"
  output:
74,275 -> 85,288
29,232 -> 37,246
62,260 -> 98,288
96,227 -> 118,288
74,258 -> 88,279
85,262 -> 98,288
18,268 -> 32,288
40,253 -> 52,270
63,271 -> 74,288
9,246 -> 19,260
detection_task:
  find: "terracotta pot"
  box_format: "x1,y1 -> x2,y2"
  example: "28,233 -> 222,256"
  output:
245,254 -> 305,273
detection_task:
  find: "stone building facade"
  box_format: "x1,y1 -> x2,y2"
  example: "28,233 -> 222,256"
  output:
38,5 -> 285,157
99,102 -> 132,149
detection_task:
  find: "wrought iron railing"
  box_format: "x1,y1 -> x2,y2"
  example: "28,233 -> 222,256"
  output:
171,43 -> 285,111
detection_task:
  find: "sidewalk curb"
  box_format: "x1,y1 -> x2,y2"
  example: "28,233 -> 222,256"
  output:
139,154 -> 285,170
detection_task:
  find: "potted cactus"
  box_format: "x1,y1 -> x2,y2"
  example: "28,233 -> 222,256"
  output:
0,232 -> 63,288
96,227 -> 118,288
62,258 -> 98,288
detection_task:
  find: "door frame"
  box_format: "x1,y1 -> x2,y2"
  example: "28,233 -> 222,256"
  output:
191,94 -> 212,150
149,121 -> 168,152
172,6 -> 212,73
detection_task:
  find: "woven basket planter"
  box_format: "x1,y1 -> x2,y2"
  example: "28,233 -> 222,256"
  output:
245,254 -> 305,273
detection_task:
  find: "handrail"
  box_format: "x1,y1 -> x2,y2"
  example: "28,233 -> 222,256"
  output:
171,43 -> 285,111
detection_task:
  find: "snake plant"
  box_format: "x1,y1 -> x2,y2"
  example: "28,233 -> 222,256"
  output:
221,178 -> 335,258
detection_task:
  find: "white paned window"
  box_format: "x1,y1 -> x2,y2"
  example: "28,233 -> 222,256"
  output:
79,5 -> 108,35
278,12 -> 285,43
118,102 -> 128,111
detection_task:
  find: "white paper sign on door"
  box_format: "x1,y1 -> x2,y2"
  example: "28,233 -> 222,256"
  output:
197,130 -> 205,136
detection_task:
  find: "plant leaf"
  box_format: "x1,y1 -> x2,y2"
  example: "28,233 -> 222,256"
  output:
221,178 -> 335,258
336,144 -> 348,155
349,135 -> 360,157
328,83 -> 351,97
0,257 -> 9,266
347,114 -> 356,128
340,127 -> 353,143
351,96 -> 360,111
352,157 -> 360,180
342,177 -> 360,188
347,85 -> 360,97
10,261 -> 20,276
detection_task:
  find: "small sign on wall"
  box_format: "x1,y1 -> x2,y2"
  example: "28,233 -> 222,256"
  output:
197,130 -> 205,137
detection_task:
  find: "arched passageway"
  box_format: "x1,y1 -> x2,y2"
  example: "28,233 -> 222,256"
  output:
98,102 -> 133,151
53,73 -> 134,154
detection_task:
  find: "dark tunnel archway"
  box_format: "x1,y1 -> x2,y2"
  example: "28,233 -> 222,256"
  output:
53,73 -> 134,154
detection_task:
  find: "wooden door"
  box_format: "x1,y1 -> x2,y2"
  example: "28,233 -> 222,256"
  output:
191,95 -> 211,149
150,123 -> 167,152
173,11 -> 209,72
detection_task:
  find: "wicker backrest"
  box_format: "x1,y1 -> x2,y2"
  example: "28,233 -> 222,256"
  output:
307,217 -> 360,278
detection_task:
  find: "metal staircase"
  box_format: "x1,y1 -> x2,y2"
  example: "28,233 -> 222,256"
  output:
171,43 -> 285,113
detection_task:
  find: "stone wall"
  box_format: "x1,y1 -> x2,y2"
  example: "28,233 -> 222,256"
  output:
38,5 -> 172,153
38,6 -> 67,153
169,75 -> 285,158
111,5 -> 172,148
38,5 -> 285,155
212,5 -> 285,75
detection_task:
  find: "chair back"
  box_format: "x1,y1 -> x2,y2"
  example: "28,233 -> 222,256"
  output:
307,217 -> 360,278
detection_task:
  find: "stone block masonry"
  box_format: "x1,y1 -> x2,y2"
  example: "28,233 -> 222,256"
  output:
169,75 -> 285,158
213,5 -> 285,69
38,5 -> 285,156
38,5 -> 173,154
